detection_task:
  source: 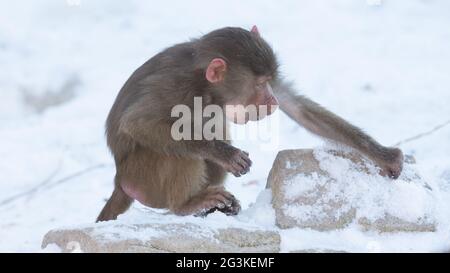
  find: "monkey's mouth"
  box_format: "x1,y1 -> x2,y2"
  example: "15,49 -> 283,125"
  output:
226,114 -> 249,125
225,109 -> 278,124
224,105 -> 246,124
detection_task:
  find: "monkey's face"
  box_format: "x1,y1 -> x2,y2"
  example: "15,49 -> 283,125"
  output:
223,75 -> 278,124
205,58 -> 278,124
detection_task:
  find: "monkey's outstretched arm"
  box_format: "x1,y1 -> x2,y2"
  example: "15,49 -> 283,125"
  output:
273,80 -> 403,179
118,106 -> 251,177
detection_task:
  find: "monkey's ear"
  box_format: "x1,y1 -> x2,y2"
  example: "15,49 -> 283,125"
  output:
251,25 -> 260,36
206,58 -> 227,83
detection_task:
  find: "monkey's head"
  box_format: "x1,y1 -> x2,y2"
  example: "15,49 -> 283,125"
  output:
197,26 -> 280,124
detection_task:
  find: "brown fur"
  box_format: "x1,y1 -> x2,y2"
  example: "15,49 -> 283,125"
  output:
96,27 -> 403,222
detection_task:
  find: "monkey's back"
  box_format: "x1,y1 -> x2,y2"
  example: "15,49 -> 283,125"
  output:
105,41 -> 199,162
103,40 -> 221,209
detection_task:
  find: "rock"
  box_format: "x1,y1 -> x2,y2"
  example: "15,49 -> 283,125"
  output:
42,222 -> 280,253
41,148 -> 436,253
358,215 -> 435,233
267,148 -> 436,232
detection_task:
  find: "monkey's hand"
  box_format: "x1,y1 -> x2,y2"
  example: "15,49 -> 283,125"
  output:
376,147 -> 404,179
213,143 -> 252,177
223,149 -> 252,177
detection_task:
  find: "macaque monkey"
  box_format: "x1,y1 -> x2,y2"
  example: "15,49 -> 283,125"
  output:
96,26 -> 403,222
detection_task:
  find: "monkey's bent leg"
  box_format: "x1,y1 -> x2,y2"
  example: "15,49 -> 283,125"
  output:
169,160 -> 241,216
114,149 -> 240,217
96,184 -> 134,222
202,160 -> 241,216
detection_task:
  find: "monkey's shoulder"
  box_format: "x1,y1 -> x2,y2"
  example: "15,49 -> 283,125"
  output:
141,42 -> 196,73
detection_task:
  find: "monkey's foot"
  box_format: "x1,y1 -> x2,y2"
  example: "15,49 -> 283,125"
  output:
181,187 -> 241,217
378,147 -> 404,179
200,193 -> 241,217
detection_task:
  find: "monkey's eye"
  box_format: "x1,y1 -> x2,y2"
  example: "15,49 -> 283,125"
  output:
255,81 -> 266,88
255,76 -> 272,89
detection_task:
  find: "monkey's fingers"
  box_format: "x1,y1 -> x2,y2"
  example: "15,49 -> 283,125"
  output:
194,189 -> 241,217
230,163 -> 242,177
378,147 -> 404,180
208,193 -> 232,207
236,152 -> 252,174
382,166 -> 402,179
239,152 -> 252,168
209,193 -> 240,216
218,198 -> 241,216
195,193 -> 234,216
195,199 -> 224,216
236,159 -> 250,175
226,161 -> 241,177
242,154 -> 252,167
194,208 -> 216,217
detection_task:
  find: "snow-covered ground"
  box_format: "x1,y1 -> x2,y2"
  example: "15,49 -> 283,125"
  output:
1,0 -> 450,252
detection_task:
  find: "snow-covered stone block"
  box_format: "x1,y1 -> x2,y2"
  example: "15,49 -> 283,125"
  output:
267,148 -> 436,232
42,216 -> 280,253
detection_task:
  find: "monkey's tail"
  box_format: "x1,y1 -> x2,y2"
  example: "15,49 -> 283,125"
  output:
96,185 -> 133,222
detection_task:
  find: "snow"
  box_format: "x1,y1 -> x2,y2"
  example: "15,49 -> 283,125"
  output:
1,0 -> 450,252
282,147 -> 435,225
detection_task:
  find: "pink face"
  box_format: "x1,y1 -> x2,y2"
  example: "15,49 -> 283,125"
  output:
223,76 -> 279,124
252,76 -> 279,119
